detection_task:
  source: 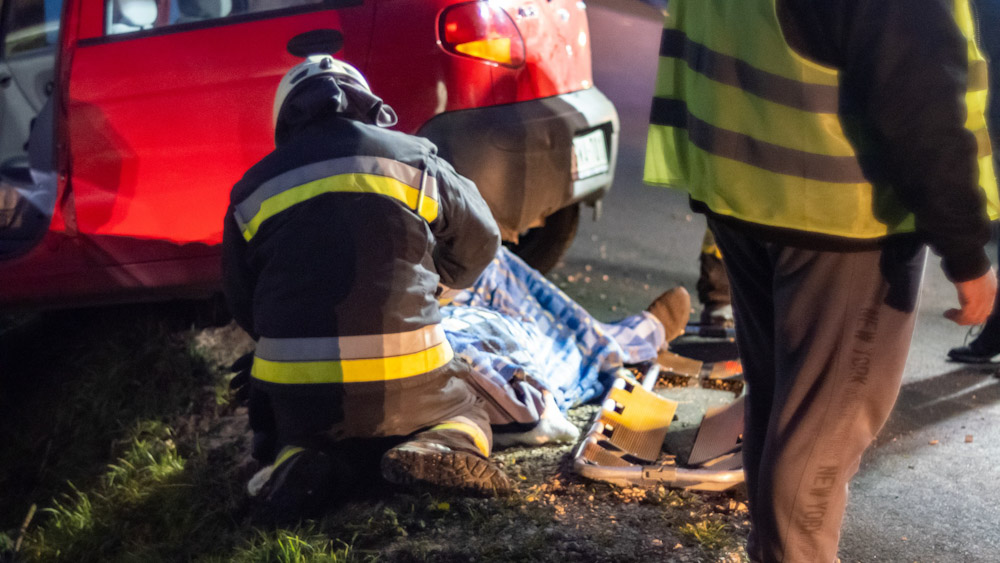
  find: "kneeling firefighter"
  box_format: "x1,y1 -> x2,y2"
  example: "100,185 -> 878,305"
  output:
222,52 -> 510,519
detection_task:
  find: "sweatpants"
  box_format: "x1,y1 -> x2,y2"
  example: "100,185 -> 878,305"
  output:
709,218 -> 927,563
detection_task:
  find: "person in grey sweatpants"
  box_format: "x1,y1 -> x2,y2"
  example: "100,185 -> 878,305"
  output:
644,0 -> 998,560
710,220 -> 927,560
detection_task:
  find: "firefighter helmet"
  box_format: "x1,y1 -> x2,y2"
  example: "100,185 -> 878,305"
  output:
272,55 -> 370,130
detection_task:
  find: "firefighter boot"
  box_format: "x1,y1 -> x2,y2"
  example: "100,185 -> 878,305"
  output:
250,446 -> 352,523
380,421 -> 512,496
647,286 -> 692,342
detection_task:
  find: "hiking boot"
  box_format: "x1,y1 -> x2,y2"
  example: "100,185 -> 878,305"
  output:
251,447 -> 348,523
381,439 -> 512,496
647,286 -> 692,342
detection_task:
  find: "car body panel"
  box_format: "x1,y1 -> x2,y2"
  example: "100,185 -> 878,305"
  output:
0,0 -> 618,310
67,4 -> 373,244
419,87 -> 618,239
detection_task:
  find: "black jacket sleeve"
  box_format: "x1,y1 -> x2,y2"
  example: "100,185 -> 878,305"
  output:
221,206 -> 258,339
781,0 -> 992,281
428,154 -> 502,289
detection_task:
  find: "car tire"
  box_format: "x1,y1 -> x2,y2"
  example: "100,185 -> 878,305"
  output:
506,204 -> 580,274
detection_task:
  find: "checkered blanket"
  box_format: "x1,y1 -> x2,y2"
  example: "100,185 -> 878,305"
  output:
442,249 -> 665,442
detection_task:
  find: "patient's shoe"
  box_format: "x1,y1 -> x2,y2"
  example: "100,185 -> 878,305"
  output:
381,438 -> 511,496
647,286 -> 692,342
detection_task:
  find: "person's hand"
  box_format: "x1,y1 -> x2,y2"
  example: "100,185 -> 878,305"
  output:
944,268 -> 998,325
229,351 -> 254,405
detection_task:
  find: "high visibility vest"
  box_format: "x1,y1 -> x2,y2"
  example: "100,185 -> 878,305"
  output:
644,0 -> 998,238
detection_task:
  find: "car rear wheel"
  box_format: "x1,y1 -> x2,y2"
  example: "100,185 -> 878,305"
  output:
506,204 -> 580,274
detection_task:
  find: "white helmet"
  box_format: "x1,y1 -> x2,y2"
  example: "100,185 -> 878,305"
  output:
272,55 -> 371,130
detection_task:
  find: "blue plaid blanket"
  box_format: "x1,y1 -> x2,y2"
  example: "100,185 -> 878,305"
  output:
442,249 -> 665,435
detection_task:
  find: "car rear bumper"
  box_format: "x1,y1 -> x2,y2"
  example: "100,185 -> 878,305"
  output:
417,87 -> 620,240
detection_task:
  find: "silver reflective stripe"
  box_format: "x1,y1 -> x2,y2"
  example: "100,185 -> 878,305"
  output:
256,324 -> 448,362
233,156 -> 440,228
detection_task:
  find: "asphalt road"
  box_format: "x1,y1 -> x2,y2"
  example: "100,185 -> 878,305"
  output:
555,2 -> 1000,561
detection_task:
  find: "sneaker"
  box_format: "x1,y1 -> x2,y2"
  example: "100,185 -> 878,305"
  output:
381,440 -> 512,496
647,286 -> 692,342
700,303 -> 734,328
252,447 -> 347,523
947,343 -> 999,363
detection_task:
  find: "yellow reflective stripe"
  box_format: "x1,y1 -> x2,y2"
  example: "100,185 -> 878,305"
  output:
647,124 -> 911,238
240,173 -> 440,241
665,0 -> 839,86
700,229 -> 722,259
430,419 -> 491,457
252,340 -> 454,384
273,446 -> 304,470
979,153 -> 1000,221
656,62 -> 855,157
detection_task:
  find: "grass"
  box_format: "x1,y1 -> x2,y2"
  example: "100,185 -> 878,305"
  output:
680,519 -> 738,552
0,302 -> 748,562
222,529 -> 374,563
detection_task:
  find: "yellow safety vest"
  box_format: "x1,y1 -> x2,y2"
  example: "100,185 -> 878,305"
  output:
644,0 -> 998,238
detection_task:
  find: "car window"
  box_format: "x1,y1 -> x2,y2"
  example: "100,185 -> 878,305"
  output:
104,0 -> 328,36
2,0 -> 63,57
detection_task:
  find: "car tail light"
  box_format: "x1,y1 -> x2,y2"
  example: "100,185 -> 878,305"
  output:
439,2 -> 525,67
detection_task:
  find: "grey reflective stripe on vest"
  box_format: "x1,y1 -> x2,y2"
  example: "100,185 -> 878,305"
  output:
660,29 -> 839,113
256,324 -> 448,362
650,98 -> 869,183
232,155 -> 440,234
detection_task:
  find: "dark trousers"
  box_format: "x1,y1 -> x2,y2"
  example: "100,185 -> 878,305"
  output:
967,0 -> 1000,351
250,358 -> 493,463
709,218 -> 926,563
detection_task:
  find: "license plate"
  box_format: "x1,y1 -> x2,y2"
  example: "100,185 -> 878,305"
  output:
572,129 -> 609,181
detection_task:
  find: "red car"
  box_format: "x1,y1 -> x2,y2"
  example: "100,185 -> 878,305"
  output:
0,0 -> 618,311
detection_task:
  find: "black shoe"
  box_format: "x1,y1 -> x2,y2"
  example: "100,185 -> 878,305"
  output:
947,343 -> 1000,364
381,440 -> 512,496
252,447 -> 346,524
